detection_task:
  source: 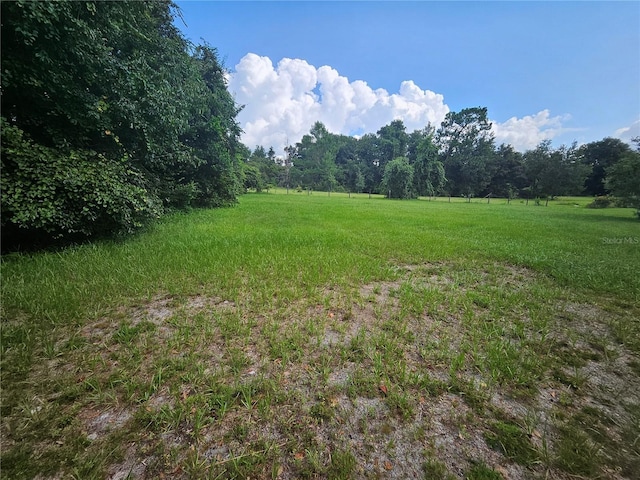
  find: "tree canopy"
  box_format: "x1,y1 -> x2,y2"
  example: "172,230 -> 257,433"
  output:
606,138 -> 640,217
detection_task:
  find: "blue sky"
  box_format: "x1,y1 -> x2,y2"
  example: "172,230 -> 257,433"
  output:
175,1 -> 640,153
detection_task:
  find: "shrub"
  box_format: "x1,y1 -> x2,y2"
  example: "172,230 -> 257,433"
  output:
586,196 -> 612,209
1,120 -> 163,243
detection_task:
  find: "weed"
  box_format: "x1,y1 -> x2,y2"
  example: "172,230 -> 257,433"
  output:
327,448 -> 356,480
554,425 -> 602,476
385,389 -> 415,419
310,400 -> 334,423
227,346 -> 250,375
422,457 -> 455,480
552,366 -> 588,390
484,420 -> 538,465
465,462 -> 503,480
449,377 -> 488,413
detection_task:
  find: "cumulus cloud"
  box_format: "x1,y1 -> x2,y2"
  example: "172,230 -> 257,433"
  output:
228,53 -> 572,155
228,53 -> 449,154
491,110 -> 571,151
614,118 -> 640,144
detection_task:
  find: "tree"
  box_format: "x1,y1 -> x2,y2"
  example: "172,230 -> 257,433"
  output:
606,143 -> 640,218
248,146 -> 283,188
437,107 -> 495,196
355,133 -> 384,193
1,0 -> 243,249
524,141 -> 589,204
382,157 -> 414,199
335,140 -> 365,192
289,122 -> 348,191
377,120 -> 410,164
488,144 -> 527,198
242,163 -> 264,192
182,44 -> 244,207
407,127 -> 431,165
411,133 -> 446,197
579,138 -> 631,196
1,118 -> 163,244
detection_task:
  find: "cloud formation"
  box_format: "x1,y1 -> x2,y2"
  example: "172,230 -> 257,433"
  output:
491,110 -> 572,151
228,53 -> 570,154
614,118 -> 640,144
228,53 -> 449,154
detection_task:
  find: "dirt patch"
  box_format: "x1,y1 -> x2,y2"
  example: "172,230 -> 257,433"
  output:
359,280 -> 402,305
136,296 -> 175,325
185,295 -> 237,312
107,444 -> 149,480
80,407 -> 133,441
145,388 -> 175,410
427,394 -> 528,479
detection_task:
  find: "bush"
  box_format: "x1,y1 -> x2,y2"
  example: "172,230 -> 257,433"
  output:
1,120 -> 163,242
586,196 -> 612,209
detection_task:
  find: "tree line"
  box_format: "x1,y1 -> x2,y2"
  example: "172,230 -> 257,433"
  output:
243,108 -> 639,212
2,1 -> 638,251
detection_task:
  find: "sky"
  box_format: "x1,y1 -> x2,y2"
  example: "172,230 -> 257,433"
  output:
175,1 -> 640,155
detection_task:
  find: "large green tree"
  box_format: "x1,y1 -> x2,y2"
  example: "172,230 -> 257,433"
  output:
579,137 -> 631,196
335,139 -> 365,193
410,130 -> 446,197
1,0 -> 242,248
523,141 -> 588,204
355,133 -> 385,193
488,144 -> 527,198
377,120 -> 410,165
181,44 -> 244,207
290,122 -> 332,190
382,157 -> 414,199
606,138 -> 640,218
437,107 -> 495,197
245,146 -> 283,189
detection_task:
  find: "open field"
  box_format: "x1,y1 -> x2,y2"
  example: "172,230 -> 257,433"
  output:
1,194 -> 639,479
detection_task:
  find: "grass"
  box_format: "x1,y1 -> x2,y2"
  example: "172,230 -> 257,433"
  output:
2,193 -> 639,479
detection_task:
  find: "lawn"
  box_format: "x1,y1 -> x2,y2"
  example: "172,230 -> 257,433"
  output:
1,193 -> 639,479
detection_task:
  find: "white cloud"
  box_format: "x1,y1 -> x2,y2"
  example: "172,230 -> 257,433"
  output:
228,53 -> 573,155
491,110 -> 571,151
228,53 -> 449,154
614,118 -> 640,144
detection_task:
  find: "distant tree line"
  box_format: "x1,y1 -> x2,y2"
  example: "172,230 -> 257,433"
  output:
244,107 -> 639,215
1,0 -> 245,249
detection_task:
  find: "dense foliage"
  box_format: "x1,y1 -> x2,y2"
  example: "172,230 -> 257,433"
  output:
606,139 -> 640,217
382,157 -> 414,199
1,0 -> 243,249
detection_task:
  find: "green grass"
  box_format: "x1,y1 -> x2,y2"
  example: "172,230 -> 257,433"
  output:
2,193 -> 639,479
